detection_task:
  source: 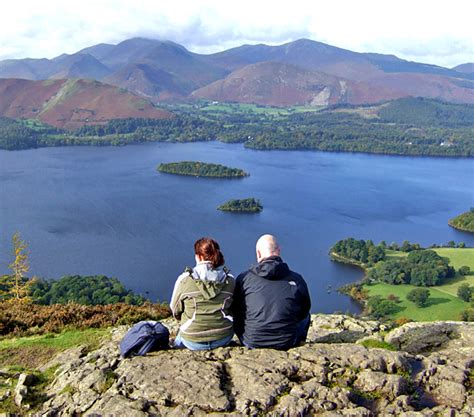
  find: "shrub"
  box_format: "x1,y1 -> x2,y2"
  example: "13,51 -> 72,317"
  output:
460,308 -> 474,321
406,288 -> 430,307
367,296 -> 398,319
394,317 -> 412,326
457,283 -> 472,302
0,302 -> 171,337
459,266 -> 471,276
387,294 -> 401,303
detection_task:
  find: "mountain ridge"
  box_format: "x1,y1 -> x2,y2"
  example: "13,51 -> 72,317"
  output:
1,37 -> 474,106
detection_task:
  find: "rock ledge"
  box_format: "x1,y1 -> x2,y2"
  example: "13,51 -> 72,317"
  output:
4,315 -> 474,416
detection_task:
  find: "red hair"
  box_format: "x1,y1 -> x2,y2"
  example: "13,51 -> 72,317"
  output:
194,237 -> 225,269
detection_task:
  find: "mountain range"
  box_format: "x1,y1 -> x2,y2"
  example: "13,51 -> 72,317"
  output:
1,37 -> 473,116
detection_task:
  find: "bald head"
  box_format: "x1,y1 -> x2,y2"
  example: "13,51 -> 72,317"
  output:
256,234 -> 281,262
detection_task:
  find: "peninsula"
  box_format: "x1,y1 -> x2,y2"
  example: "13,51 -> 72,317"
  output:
157,161 -> 249,178
218,198 -> 263,213
330,238 -> 473,322
449,209 -> 474,233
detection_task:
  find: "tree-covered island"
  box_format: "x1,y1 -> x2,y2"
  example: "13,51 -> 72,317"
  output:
449,208 -> 474,233
218,198 -> 263,213
157,161 -> 249,178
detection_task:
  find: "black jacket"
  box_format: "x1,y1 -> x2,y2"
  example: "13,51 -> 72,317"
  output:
233,256 -> 311,349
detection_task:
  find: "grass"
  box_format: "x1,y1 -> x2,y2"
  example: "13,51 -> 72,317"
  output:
385,249 -> 407,259
359,338 -> 397,351
0,328 -> 110,369
365,283 -> 469,321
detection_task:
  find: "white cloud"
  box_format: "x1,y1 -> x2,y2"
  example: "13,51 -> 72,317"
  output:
0,0 -> 472,67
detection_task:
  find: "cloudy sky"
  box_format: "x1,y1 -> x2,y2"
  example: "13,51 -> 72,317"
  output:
1,0 -> 472,68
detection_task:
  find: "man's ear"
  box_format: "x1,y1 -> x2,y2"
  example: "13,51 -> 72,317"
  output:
256,249 -> 261,261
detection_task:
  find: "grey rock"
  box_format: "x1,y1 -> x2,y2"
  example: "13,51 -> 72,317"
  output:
432,379 -> 467,409
353,370 -> 409,400
14,383 -> 28,407
384,322 -> 474,354
308,314 -> 381,343
23,315 -> 472,416
39,345 -> 88,373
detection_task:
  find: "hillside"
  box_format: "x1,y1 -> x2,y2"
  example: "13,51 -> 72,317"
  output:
2,37 -> 474,105
104,63 -> 192,100
332,96 -> 474,127
0,78 -> 172,129
453,63 -> 474,74
191,61 -> 402,106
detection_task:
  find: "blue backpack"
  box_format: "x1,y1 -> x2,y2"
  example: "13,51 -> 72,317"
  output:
119,321 -> 170,358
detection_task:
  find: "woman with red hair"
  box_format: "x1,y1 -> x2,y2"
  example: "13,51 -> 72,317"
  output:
170,237 -> 235,350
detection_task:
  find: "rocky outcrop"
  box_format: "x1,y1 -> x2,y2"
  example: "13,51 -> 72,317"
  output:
2,315 -> 473,416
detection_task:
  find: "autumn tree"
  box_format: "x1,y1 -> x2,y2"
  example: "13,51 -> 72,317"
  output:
4,232 -> 36,303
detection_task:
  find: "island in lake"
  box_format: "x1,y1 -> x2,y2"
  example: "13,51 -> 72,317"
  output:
157,161 -> 249,178
218,198 -> 263,213
449,209 -> 474,233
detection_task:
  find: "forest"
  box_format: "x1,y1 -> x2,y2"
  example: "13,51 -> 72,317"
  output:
331,238 -> 456,287
1,97 -> 473,157
30,275 -> 146,305
366,250 -> 455,287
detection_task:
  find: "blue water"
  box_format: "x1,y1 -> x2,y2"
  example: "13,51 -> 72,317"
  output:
0,142 -> 473,313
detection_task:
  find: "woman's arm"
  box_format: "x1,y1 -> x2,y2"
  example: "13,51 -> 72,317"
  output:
170,272 -> 189,319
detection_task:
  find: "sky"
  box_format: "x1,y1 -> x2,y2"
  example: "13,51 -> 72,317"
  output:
0,0 -> 473,68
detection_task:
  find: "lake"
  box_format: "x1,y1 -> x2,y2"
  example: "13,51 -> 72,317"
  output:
1,142 -> 473,313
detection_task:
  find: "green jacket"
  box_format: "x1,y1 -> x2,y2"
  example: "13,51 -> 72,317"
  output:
170,262 -> 235,342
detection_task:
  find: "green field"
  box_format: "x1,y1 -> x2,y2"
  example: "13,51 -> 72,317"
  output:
199,102 -> 324,116
434,248 -> 474,295
364,247 -> 474,321
366,283 -> 469,321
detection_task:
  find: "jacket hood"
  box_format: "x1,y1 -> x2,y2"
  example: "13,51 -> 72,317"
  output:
250,256 -> 290,280
191,262 -> 230,299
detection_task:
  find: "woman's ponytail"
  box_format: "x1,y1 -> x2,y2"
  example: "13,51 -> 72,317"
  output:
194,237 -> 225,269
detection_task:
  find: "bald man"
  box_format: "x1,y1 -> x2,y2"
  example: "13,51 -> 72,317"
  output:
233,234 -> 311,349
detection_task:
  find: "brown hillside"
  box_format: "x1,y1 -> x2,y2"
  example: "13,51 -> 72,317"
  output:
191,61 -> 402,106
363,73 -> 474,104
0,78 -> 173,129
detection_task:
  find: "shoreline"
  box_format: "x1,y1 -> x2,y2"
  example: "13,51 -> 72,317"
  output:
448,220 -> 474,234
